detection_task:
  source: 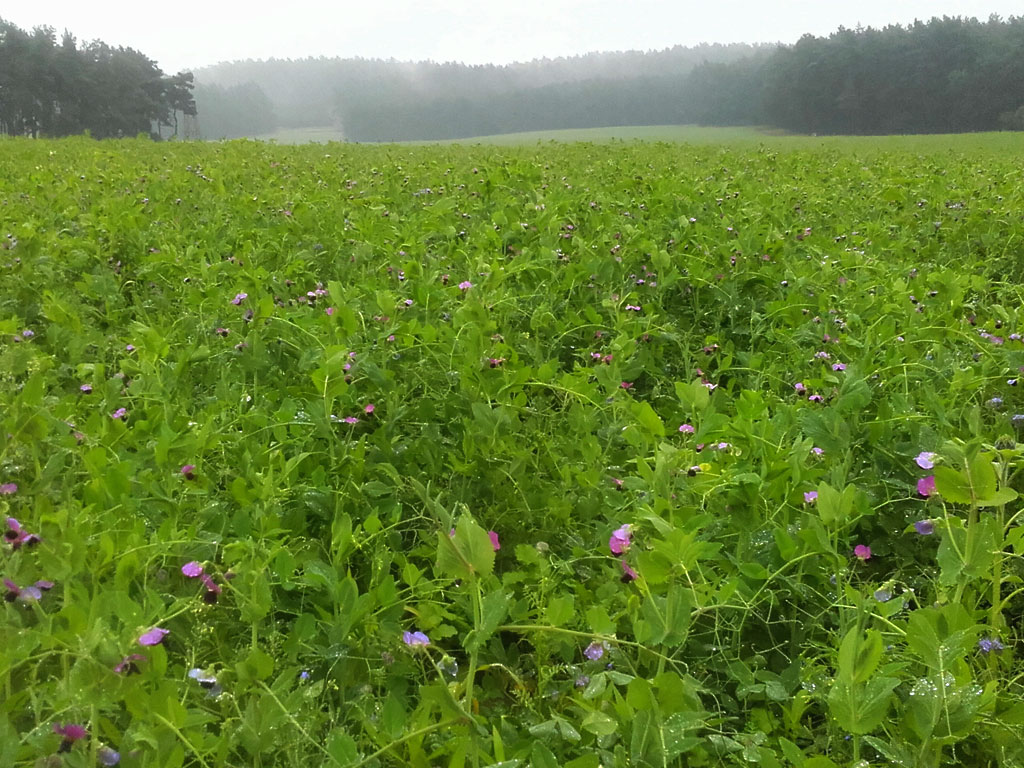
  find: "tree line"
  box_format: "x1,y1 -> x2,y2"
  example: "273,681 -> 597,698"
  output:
0,18 -> 195,139
196,14 -> 1024,140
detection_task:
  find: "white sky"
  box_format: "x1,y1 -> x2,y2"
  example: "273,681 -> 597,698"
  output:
3,1 -> 1021,74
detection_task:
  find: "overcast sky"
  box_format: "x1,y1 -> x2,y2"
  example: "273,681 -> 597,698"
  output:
4,1 -> 1021,74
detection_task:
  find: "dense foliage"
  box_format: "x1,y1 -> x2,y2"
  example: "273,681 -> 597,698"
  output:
195,15 -> 1024,141
0,19 -> 195,139
4,133 -> 1024,767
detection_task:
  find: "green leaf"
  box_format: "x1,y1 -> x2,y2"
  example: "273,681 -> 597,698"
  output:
827,675 -> 899,734
465,589 -> 508,652
581,710 -> 619,736
435,517 -> 495,581
634,401 -> 665,437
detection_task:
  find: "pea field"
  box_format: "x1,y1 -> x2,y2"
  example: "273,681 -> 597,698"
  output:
4,133 -> 1024,767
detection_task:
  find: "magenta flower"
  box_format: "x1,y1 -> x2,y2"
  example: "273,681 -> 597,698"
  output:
199,573 -> 223,603
487,530 -> 500,551
915,451 -> 937,470
181,561 -> 203,578
917,475 -> 936,498
854,545 -> 872,561
343,416 -> 359,424
138,627 -> 169,646
325,307 -> 335,316
678,423 -> 695,434
4,517 -> 41,549
54,723 -> 87,750
804,491 -> 818,504
231,293 -> 248,305
113,653 -> 146,675
180,464 -> 196,480
584,641 -> 605,661
609,524 -> 631,555
914,520 -> 935,536
0,483 -> 16,495
364,403 -> 375,414
403,630 -> 430,647
621,560 -> 638,582
111,408 -> 127,421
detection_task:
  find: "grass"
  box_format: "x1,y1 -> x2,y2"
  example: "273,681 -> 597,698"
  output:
2,133 -> 1024,767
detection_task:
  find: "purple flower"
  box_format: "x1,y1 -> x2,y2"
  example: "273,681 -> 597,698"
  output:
832,363 -> 847,372
609,524 -> 631,555
403,630 -> 430,647
811,447 -> 825,456
343,416 -> 359,424
98,746 -> 121,766
808,394 -> 823,403
138,627 -> 169,646
181,561 -> 204,578
804,491 -> 818,504
79,384 -> 92,394
4,578 -> 53,602
917,475 -> 936,498
325,307 -> 335,316
914,519 -> 935,535
915,452 -> 937,470
584,641 -> 605,661
0,483 -> 16,495
678,423 -> 695,434
125,344 -> 134,352
199,573 -> 222,603
458,281 -> 473,291
111,408 -> 127,421
978,637 -> 1005,654
231,293 -> 248,305
188,668 -> 223,696
794,382 -> 807,394
487,530 -> 501,551
621,560 -> 638,582
4,517 -> 41,549
113,653 -> 146,675
180,464 -> 196,480
854,545 -> 872,561
21,329 -> 34,339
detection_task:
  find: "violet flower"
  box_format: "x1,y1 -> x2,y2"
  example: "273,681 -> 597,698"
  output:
914,520 -> 935,536
609,524 -> 631,555
584,641 -> 605,661
138,627 -> 169,646
403,630 -> 430,647
915,452 -> 937,470
113,653 -> 146,675
0,483 -> 16,495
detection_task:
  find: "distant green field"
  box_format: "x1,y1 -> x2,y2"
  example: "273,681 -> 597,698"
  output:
252,123 -> 1024,153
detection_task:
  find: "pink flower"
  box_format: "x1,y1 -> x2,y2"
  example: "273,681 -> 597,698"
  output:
794,382 -> 806,394
678,423 -> 695,434
804,491 -> 818,504
114,654 -> 146,675
854,545 -> 872,561
111,408 -> 127,420
458,281 -> 473,291
364,403 -> 375,414
487,531 -> 500,551
53,723 -> 88,744
621,560 -> 638,582
620,382 -> 633,390
0,483 -> 16,495
181,561 -> 204,578
325,307 -> 335,316
180,464 -> 196,480
138,627 -> 169,646
609,524 -> 631,555
917,475 -> 936,498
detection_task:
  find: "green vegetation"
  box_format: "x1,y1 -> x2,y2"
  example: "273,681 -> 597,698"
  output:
4,133 -> 1024,767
